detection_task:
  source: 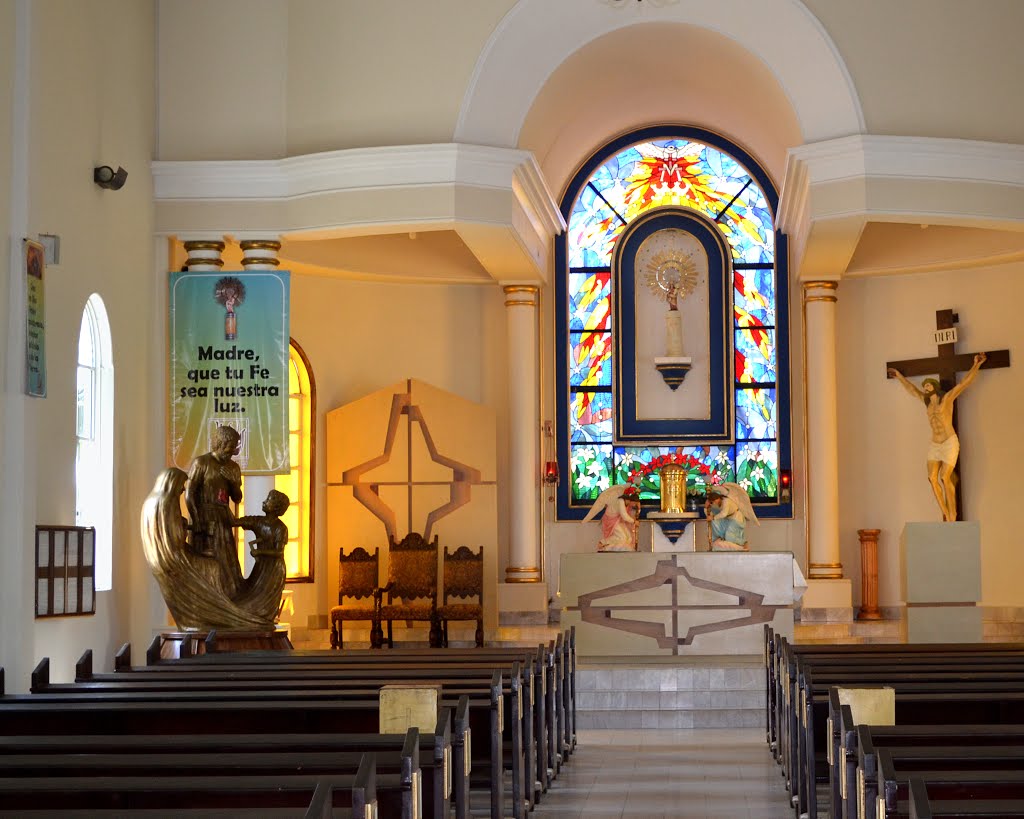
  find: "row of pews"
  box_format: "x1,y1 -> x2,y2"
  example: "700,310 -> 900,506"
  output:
765,625 -> 1024,819
0,628 -> 577,818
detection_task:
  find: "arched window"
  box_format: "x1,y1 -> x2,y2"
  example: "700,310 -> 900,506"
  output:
239,340 -> 315,581
75,294 -> 114,589
555,126 -> 791,517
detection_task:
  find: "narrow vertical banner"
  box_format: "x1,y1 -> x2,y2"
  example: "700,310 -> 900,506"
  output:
169,269 -> 290,474
24,239 -> 45,397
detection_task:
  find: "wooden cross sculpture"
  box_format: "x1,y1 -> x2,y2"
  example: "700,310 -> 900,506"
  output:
885,309 -> 1010,522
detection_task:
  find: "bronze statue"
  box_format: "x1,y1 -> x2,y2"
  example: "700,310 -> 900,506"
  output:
141,426 -> 289,631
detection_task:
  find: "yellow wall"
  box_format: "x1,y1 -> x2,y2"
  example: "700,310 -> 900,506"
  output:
837,261 -> 1024,607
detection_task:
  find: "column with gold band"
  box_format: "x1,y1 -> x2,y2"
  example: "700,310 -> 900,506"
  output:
504,284 -> 541,583
803,280 -> 843,579
236,238 -> 282,549
183,239 -> 225,271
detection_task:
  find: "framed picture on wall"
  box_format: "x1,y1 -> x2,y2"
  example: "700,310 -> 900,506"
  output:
24,238 -> 46,398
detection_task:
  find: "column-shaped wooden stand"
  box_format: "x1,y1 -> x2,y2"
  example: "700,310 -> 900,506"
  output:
856,528 -> 882,620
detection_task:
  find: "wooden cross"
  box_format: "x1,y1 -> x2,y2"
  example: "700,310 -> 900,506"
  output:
885,309 -> 1010,520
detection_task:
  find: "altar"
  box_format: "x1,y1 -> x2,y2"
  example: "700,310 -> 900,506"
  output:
559,551 -> 806,656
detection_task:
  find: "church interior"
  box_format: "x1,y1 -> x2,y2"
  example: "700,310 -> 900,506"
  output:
2,1 -> 1024,815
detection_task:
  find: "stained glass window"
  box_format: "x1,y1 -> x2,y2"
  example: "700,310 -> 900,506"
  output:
557,129 -> 789,516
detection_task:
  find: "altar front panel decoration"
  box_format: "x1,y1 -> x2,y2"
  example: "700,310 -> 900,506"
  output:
560,551 -> 805,656
325,379 -> 498,635
169,269 -> 290,474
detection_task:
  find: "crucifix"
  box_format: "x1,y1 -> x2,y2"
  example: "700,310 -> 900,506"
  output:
885,309 -> 1010,522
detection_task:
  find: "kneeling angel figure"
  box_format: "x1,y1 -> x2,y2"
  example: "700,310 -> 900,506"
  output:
583,485 -> 641,552
705,483 -> 759,551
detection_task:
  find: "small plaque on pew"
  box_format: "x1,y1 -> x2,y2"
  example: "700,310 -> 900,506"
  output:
379,684 -> 441,733
836,686 -> 895,727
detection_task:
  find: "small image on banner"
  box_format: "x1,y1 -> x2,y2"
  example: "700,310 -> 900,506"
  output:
169,269 -> 290,475
25,239 -> 46,398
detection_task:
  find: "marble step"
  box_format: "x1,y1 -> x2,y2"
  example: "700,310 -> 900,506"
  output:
575,661 -> 765,729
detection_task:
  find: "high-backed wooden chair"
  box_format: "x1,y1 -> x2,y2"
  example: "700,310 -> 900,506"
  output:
379,532 -> 440,648
437,544 -> 484,647
328,546 -> 383,649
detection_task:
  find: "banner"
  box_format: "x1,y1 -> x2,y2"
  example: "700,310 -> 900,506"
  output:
169,269 -> 290,474
25,239 -> 45,397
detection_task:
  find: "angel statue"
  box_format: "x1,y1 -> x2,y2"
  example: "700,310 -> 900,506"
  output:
583,485 -> 641,552
704,483 -> 759,551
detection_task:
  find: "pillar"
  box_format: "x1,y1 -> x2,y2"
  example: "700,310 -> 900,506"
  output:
800,280 -> 852,616
237,239 -> 282,575
503,284 -> 541,584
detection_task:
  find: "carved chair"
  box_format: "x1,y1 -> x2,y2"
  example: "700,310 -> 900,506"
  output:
328,546 -> 383,649
378,532 -> 440,648
437,544 -> 484,647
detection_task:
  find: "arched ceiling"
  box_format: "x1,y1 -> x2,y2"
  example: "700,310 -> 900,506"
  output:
519,22 -> 803,201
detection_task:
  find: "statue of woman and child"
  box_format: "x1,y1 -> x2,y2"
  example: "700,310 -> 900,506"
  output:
141,425 -> 289,631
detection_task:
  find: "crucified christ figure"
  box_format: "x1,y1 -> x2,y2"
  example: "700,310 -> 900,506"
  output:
887,352 -> 986,522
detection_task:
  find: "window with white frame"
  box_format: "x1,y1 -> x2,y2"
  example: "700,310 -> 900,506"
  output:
75,294 -> 114,591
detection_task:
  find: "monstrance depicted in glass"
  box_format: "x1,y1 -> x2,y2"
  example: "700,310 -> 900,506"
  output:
641,230 -> 699,389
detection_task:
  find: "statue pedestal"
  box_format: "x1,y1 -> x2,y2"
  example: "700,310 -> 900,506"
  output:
901,521 -> 982,642
646,512 -> 700,551
155,628 -> 293,660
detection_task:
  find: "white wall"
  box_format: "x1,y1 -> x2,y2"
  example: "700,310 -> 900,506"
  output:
837,262 -> 1024,609
0,0 -> 158,689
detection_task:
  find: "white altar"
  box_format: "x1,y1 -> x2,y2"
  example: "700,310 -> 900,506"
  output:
559,551 -> 806,656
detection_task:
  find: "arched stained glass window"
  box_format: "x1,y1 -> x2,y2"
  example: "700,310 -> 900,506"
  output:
239,339 -> 315,581
555,127 -> 791,517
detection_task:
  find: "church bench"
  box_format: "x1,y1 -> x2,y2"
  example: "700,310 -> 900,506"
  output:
832,700 -> 1024,819
104,643 -> 562,798
796,673 -> 1024,819
40,658 -> 530,816
134,631 -> 578,770
877,750 -> 1024,819
908,777 -> 1024,819
768,638 -> 1024,790
840,719 -> 1024,819
0,687 -> 513,818
0,766 -> 378,818
767,632 -> 1024,763
0,723 -> 452,819
0,744 -> 419,818
770,634 -> 1024,774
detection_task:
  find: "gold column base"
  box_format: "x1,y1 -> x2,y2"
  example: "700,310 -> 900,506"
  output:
505,566 -> 541,583
808,561 -> 844,579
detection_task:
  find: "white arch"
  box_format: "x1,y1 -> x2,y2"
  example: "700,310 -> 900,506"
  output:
456,0 -> 864,148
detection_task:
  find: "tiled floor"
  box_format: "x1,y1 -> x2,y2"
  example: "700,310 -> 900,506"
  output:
527,728 -> 793,819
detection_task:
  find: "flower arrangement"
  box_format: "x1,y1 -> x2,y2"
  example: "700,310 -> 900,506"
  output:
625,450 -> 722,499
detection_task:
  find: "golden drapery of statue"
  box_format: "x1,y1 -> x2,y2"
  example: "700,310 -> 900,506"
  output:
141,426 -> 288,631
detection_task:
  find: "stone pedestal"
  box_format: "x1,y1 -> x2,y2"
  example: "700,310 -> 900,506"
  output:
497,581 -> 549,626
901,521 -> 982,643
560,551 -> 805,656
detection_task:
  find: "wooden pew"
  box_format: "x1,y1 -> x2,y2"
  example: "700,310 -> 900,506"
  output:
908,776 -> 1024,819
770,639 -> 1024,817
0,724 -> 456,819
833,698 -> 1024,819
133,633 -> 577,776
97,643 -> 556,801
0,755 -> 375,818
37,657 -> 524,817
878,750 -> 1024,819
14,663 -> 512,818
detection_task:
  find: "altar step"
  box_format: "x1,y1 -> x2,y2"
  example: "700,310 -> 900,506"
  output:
575,658 -> 765,730
289,623 -> 561,651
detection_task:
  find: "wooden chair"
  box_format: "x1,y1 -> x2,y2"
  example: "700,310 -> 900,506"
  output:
329,547 -> 383,649
379,533 -> 440,648
437,545 -> 485,647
